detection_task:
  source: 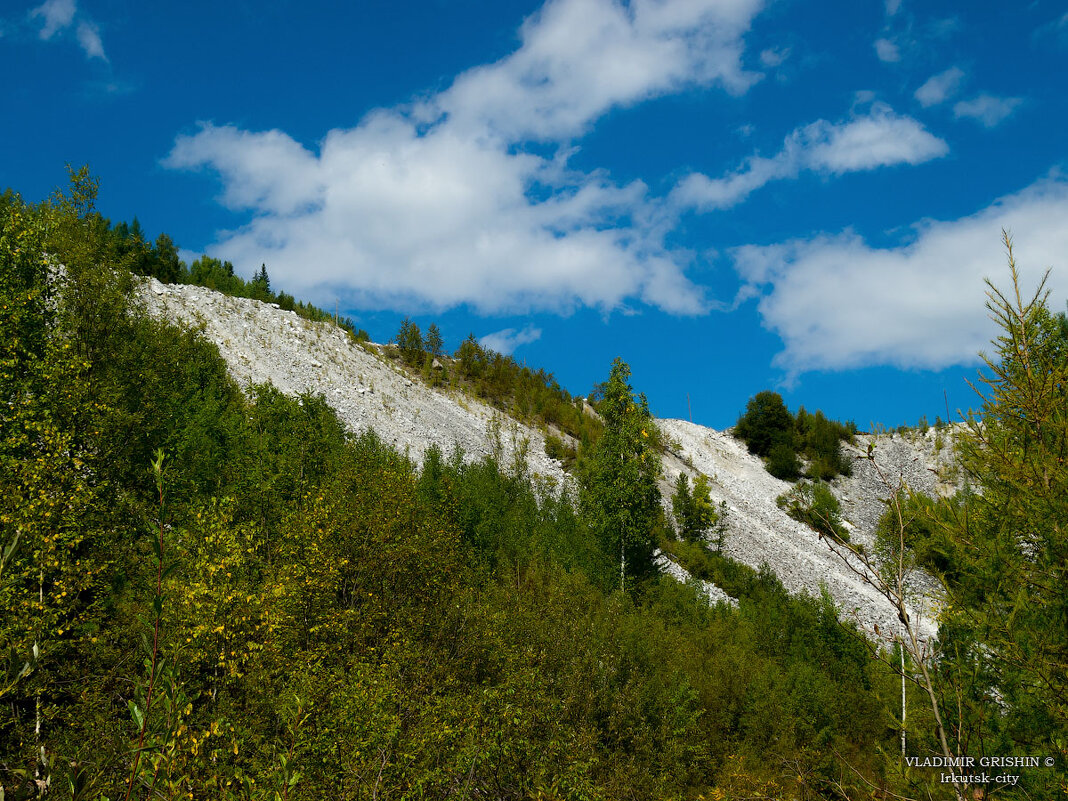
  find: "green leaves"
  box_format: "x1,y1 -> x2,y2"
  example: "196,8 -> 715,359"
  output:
580,358 -> 661,592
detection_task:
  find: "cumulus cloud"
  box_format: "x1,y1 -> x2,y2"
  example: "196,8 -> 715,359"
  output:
165,0 -> 772,316
671,103 -> 947,211
479,325 -> 543,355
433,0 -> 764,142
914,66 -> 964,107
29,0 -> 106,60
874,37 -> 900,62
731,175 -> 1068,376
165,115 -> 707,315
953,93 -> 1023,127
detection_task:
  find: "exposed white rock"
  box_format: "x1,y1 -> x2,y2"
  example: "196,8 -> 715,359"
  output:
138,277 -> 954,643
137,277 -> 569,489
656,419 -> 946,645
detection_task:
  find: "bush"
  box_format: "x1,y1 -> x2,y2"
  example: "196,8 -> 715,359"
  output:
737,393 -> 854,481
766,440 -> 802,480
777,481 -> 849,541
735,391 -> 794,457
671,473 -> 719,542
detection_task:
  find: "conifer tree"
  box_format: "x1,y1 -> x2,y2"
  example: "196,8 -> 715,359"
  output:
425,323 -> 444,358
946,234 -> 1068,744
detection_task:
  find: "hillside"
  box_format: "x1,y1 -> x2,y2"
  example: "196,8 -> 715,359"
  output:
140,276 -> 950,642
6,182 -> 1064,798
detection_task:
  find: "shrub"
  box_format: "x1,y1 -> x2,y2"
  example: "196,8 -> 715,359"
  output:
777,481 -> 849,541
735,390 -> 794,457
671,473 -> 718,542
766,440 -> 802,480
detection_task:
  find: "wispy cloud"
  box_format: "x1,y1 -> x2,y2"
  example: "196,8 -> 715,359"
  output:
75,19 -> 104,60
953,93 -> 1022,127
759,46 -> 789,67
29,0 -> 106,60
671,103 -> 947,211
479,325 -> 543,355
874,37 -> 900,63
30,0 -> 74,39
731,175 -> 1068,377
165,0 -> 771,317
914,66 -> 964,107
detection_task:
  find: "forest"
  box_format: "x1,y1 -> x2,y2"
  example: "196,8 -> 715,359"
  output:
1,171 -> 1065,799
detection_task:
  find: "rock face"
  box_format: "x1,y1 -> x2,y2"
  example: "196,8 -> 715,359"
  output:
139,278 -> 954,642
657,419 -> 958,644
137,278 -> 569,488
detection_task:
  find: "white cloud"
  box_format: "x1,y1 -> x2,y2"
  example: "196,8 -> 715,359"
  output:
165,115 -> 708,315
953,94 -> 1022,127
874,37 -> 900,62
30,0 -> 74,39
759,46 -> 789,67
166,124 -> 323,216
479,325 -> 543,355
671,103 -> 947,211
885,0 -> 902,16
433,0 -> 764,142
165,0 -> 771,317
914,66 -> 964,107
75,20 -> 105,60
731,175 -> 1068,376
29,0 -> 106,60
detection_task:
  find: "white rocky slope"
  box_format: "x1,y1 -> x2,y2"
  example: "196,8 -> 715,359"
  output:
138,278 -> 569,487
657,419 -> 958,643
140,278 -> 953,643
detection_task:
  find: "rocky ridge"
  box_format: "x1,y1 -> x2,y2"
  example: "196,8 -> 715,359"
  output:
139,278 -> 569,488
139,278 -> 956,644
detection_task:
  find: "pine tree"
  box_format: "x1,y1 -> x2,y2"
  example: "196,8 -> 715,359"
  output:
425,323 -> 444,358
945,234 -> 1068,747
395,316 -> 424,366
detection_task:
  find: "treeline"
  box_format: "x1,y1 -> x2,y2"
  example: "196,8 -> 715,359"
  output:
390,316 -> 603,453
0,173 -> 935,799
3,171 -> 1063,799
39,182 -> 369,340
735,390 -> 856,481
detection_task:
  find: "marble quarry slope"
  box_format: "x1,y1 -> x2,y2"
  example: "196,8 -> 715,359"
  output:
140,277 -> 953,642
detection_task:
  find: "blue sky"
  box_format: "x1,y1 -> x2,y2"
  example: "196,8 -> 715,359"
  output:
4,0 -> 1068,429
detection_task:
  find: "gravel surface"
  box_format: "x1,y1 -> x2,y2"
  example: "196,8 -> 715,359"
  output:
656,419 -> 951,644
140,278 -> 959,644
138,278 -> 569,488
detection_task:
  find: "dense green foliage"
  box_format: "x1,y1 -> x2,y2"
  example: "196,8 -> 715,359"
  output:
0,176 -> 928,799
578,359 -> 663,593
874,489 -> 969,580
776,481 -> 850,542
735,390 -> 856,480
3,175 -> 1064,799
925,249 -> 1068,793
671,473 -> 718,543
